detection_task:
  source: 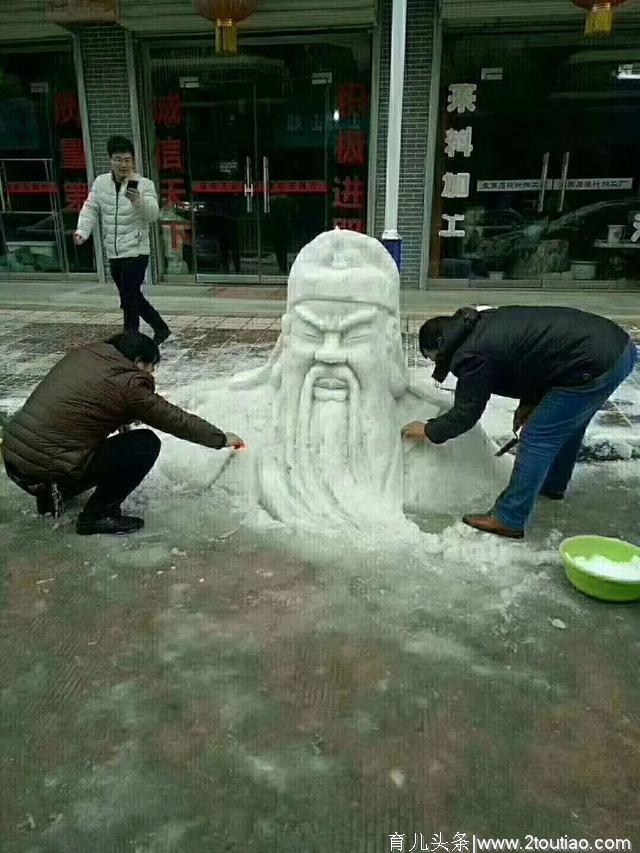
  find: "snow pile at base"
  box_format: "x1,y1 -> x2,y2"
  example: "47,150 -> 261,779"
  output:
420,522 -> 558,570
572,553 -> 640,583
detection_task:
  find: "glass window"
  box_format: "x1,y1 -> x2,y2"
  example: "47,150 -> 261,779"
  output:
0,47 -> 96,275
430,31 -> 640,286
145,34 -> 371,281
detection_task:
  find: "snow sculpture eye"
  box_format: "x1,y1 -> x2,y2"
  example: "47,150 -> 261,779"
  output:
344,329 -> 370,343
294,321 -> 323,342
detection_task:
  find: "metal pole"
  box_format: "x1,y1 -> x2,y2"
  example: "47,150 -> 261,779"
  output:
381,0 -> 407,270
125,30 -> 155,287
140,41 -> 166,284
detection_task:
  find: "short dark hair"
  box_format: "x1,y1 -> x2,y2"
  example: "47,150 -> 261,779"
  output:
419,316 -> 450,357
107,135 -> 135,158
107,332 -> 160,366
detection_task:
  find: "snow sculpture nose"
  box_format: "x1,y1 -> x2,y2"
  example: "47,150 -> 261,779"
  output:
316,332 -> 345,365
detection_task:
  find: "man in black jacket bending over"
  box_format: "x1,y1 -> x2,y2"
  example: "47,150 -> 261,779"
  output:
401,306 -> 636,539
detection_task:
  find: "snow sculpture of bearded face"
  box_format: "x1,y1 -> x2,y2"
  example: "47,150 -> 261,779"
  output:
164,228 -> 508,534
231,229 -> 414,529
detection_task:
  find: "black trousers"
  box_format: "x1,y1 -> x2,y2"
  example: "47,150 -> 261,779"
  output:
109,255 -> 167,335
6,430 -> 161,518
70,430 -> 161,517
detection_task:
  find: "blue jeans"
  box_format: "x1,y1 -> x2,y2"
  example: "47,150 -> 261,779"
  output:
494,341 -> 637,530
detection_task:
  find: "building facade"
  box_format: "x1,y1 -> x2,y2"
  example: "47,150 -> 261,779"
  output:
1,0 -> 639,289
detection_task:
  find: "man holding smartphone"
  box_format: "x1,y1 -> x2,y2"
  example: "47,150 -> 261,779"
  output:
74,135 -> 171,344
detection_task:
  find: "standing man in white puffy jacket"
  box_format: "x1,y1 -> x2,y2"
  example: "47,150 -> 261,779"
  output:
74,135 -> 171,344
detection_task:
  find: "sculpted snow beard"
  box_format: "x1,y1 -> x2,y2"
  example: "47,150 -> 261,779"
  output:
259,360 -> 405,530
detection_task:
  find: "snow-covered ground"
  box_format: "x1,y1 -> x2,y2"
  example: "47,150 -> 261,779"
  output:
2,321 -> 639,847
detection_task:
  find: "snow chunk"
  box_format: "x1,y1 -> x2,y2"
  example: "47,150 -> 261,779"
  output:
572,554 -> 640,583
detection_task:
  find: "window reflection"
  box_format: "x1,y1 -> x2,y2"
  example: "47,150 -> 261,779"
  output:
147,35 -> 372,281
431,33 -> 640,285
0,48 -> 95,275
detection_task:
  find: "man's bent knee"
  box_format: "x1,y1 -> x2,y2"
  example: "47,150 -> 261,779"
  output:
130,428 -> 162,460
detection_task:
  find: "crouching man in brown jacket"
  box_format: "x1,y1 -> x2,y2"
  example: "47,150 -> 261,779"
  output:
1,332 -> 243,536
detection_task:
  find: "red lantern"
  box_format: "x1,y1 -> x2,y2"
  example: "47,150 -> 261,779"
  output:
194,0 -> 257,54
571,0 -> 628,36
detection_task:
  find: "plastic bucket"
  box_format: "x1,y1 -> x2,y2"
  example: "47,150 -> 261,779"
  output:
559,536 -> 640,602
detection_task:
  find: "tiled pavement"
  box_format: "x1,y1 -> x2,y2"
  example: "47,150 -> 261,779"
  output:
0,309 -> 279,400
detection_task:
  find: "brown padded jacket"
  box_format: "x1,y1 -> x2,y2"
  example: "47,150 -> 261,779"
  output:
1,341 -> 227,481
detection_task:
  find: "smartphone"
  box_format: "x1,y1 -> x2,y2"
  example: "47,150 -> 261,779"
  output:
127,180 -> 139,191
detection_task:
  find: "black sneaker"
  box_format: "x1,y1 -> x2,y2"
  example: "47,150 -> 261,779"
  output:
76,514 -> 144,536
540,490 -> 565,501
36,484 -> 65,518
154,325 -> 172,345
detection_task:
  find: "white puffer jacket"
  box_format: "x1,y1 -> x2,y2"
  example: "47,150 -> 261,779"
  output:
76,172 -> 159,259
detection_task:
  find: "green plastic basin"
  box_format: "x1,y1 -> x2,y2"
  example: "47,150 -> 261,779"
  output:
560,536 -> 640,603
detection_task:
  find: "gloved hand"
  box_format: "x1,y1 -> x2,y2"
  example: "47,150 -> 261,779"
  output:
513,403 -> 535,433
224,432 -> 245,449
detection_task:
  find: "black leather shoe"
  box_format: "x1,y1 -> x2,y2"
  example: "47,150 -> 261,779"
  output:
76,514 -> 144,536
540,490 -> 565,501
36,484 -> 65,518
154,325 -> 172,345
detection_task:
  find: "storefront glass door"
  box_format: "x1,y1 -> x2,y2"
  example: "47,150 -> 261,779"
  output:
431,32 -> 640,286
185,78 -> 261,279
147,35 -> 371,284
183,72 -> 329,281
0,47 -> 96,277
255,74 -> 330,279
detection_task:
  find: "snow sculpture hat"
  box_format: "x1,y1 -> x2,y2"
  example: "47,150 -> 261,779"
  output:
287,228 -> 400,317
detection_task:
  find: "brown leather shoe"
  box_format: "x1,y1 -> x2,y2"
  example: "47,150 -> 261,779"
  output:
462,513 -> 524,540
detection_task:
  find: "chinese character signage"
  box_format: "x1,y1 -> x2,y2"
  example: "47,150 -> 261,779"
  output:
337,130 -> 367,167
54,91 -> 90,213
439,213 -> 466,239
156,139 -> 184,173
439,83 -> 479,241
7,182 -> 60,195
60,138 -> 86,171
444,127 -> 473,160
153,92 -> 187,210
331,82 -> 369,234
45,0 -> 118,22
447,84 -> 477,114
154,94 -> 182,130
442,172 -> 470,199
55,92 -> 81,128
152,90 -> 193,273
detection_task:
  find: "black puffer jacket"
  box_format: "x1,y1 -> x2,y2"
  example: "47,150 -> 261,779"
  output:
425,306 -> 630,444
